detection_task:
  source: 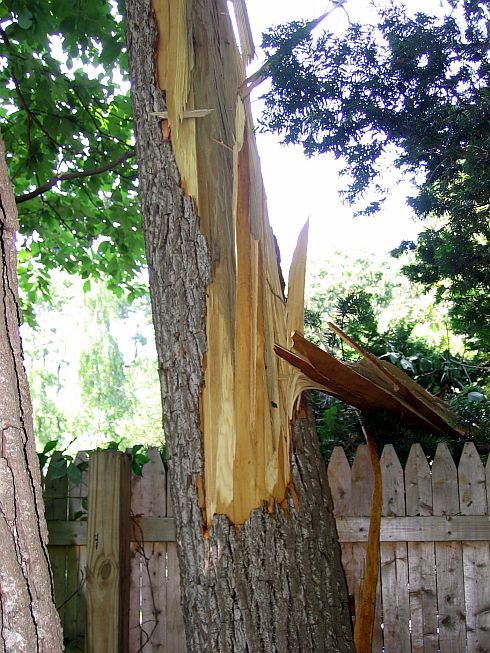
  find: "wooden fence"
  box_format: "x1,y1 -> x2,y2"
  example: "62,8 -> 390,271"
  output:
327,441 -> 490,653
45,442 -> 490,652
44,448 -> 186,652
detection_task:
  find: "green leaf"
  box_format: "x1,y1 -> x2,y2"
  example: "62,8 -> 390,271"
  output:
43,439 -> 58,454
67,463 -> 82,485
17,9 -> 33,29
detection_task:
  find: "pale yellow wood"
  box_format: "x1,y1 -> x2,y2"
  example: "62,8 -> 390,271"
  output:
231,0 -> 255,63
86,451 -> 131,653
286,219 -> 309,344
149,109 -> 213,118
327,446 -> 352,517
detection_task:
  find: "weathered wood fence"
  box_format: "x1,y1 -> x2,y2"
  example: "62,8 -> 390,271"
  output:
45,442 -> 490,652
44,448 -> 186,652
328,441 -> 490,653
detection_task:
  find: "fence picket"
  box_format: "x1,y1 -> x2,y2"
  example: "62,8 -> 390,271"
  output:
459,442 -> 490,653
45,453 -> 69,631
432,443 -> 465,653
43,443 -> 490,653
405,444 -> 437,653
63,451 -> 88,651
166,473 -> 187,653
130,448 -> 168,652
380,444 -> 410,653
327,446 -> 352,516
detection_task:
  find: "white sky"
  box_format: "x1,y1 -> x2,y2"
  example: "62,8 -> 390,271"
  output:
244,1 -> 423,272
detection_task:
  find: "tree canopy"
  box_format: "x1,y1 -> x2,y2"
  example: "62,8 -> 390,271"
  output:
0,0 -> 145,315
259,0 -> 490,348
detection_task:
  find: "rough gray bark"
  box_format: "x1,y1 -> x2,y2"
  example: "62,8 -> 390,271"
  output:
0,139 -> 63,652
125,2 -> 354,651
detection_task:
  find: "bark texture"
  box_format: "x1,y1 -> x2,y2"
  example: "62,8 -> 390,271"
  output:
126,1 -> 354,651
0,139 -> 63,652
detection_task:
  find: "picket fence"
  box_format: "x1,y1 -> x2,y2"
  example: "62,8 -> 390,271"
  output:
44,442 -> 490,652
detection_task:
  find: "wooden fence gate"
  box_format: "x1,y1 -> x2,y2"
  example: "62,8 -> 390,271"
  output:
45,442 -> 490,652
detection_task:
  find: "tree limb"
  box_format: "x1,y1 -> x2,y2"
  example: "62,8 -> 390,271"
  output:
15,150 -> 136,204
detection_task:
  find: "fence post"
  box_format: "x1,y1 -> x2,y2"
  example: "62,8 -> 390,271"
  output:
86,450 -> 131,653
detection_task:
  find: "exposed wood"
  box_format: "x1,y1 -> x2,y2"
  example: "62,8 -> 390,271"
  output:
126,0 -> 354,650
86,451 -> 131,653
149,109 -> 214,118
354,430 -> 382,653
275,330 -> 463,438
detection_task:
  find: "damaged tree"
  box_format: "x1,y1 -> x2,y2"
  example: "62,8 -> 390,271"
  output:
0,139 -> 63,652
125,1 -> 354,651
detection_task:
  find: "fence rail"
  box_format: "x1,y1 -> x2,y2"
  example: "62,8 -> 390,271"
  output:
45,442 -> 490,652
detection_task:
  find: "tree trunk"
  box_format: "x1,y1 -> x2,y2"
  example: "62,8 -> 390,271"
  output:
125,1 -> 354,651
0,139 -> 63,652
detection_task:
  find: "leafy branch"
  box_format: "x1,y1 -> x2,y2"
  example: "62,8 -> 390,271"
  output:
15,149 -> 136,204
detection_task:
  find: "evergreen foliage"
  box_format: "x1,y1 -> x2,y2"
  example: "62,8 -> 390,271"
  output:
260,0 -> 490,348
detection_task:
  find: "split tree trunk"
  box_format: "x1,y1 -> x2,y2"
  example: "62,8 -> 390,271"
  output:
0,139 -> 63,652
125,1 -> 354,651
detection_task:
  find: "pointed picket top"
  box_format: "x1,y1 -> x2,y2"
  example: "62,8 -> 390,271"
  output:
405,443 -> 432,516
458,441 -> 486,515
380,444 -> 405,517
68,451 -> 89,521
327,446 -> 352,517
432,443 -> 459,516
351,444 -> 374,517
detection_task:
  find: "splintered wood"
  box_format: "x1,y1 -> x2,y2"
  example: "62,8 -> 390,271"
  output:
152,0 -> 307,526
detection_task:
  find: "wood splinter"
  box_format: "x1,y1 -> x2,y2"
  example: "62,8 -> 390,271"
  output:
149,109 -> 214,119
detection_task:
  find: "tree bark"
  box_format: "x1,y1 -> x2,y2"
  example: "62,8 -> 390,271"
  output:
0,139 -> 63,651
125,1 -> 354,651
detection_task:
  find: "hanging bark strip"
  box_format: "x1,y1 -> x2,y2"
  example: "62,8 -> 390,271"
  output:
125,0 -> 354,650
353,427 -> 382,653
